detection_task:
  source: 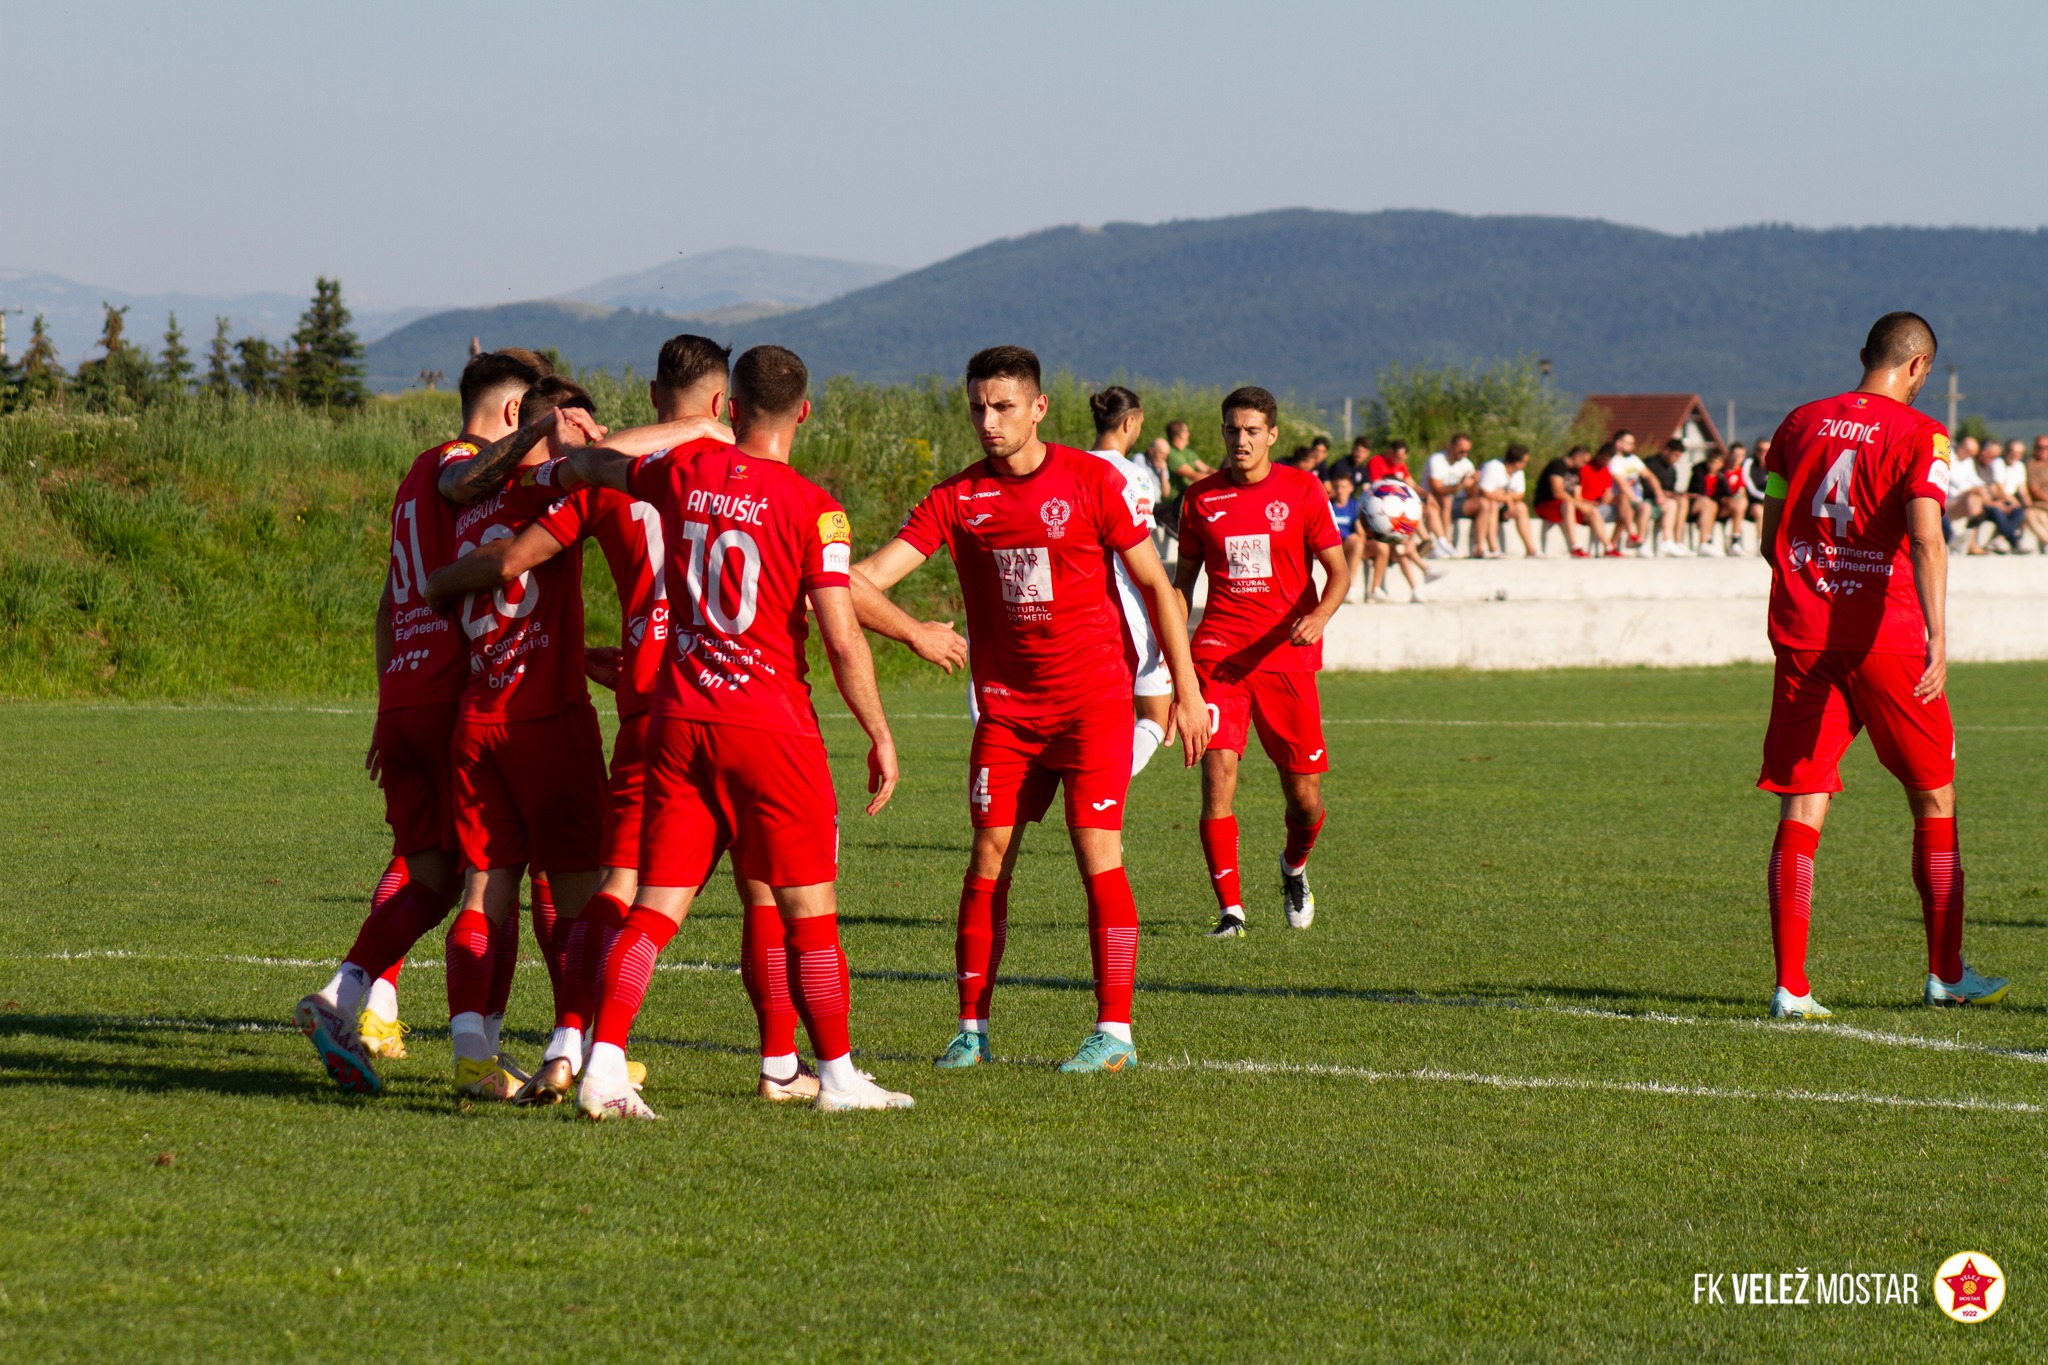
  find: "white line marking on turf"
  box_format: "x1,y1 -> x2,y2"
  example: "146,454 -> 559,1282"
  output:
16,950 -> 2048,1067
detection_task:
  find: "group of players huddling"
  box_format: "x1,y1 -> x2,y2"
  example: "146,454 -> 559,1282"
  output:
293,310 -> 2007,1120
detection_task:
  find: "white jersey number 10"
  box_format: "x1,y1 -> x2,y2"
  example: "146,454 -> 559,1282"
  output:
679,521 -> 762,635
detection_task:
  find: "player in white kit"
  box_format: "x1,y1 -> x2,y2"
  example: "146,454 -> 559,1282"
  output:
1086,386 -> 1176,775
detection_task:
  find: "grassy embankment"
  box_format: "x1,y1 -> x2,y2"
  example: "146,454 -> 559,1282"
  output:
0,375 -> 1302,699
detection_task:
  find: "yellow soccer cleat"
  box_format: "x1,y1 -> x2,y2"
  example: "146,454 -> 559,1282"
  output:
454,1054 -> 521,1101
357,1011 -> 411,1060
626,1059 -> 648,1091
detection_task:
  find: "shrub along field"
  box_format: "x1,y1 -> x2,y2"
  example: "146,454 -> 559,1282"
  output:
0,377 -> 1320,699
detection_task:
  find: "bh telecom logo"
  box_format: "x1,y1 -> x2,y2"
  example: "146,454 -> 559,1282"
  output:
1934,1251 -> 2004,1324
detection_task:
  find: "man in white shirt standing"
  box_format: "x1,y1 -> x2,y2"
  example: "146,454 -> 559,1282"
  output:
1088,385 -> 1177,774
1471,444 -> 1538,557
1422,432 -> 1477,558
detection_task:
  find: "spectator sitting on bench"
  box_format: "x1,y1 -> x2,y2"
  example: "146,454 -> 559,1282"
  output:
1471,443 -> 1537,558
1603,430 -> 1652,555
1576,446 -> 1630,553
1974,443 -> 2027,552
2022,435 -> 2048,550
1639,437 -> 1690,554
1735,441 -> 1768,551
1685,447 -> 1747,555
1367,438 -> 1414,486
1945,437 -> 1988,552
1533,444 -> 1613,557
1422,432 -> 1477,558
1325,466 -> 1368,589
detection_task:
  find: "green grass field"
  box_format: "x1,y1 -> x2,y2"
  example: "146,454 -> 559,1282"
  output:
4,665 -> 2044,1361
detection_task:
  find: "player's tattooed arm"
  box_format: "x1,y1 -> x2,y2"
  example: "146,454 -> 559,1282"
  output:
1290,544 -> 1352,647
423,523 -> 567,612
438,411 -> 560,504
1906,496 -> 1949,700
1122,538 -> 1212,767
812,584 -> 899,815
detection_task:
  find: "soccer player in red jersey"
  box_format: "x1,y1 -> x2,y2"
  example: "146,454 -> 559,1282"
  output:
544,345 -> 910,1118
1756,311 -> 2008,1018
294,349 -> 569,1094
857,346 -> 1211,1074
1175,386 -> 1350,938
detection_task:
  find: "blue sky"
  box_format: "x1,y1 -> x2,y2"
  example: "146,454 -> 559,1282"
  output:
5,0 -> 2043,308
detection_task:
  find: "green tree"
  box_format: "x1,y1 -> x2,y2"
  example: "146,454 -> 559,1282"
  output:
159,311 -> 193,396
1364,353 -> 1599,463
16,313 -> 67,405
234,336 -> 282,399
286,276 -> 366,409
71,303 -> 156,411
205,317 -> 235,398
1956,414 -> 1995,444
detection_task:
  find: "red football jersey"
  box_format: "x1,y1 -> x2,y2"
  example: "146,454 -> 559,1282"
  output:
1764,391 -> 1950,655
379,438 -> 476,712
898,443 -> 1149,721
628,443 -> 852,737
1365,453 -> 1413,485
1179,464 -> 1341,676
446,458 -> 600,723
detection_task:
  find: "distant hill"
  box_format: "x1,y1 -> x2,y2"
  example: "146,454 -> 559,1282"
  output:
563,246 -> 900,314
0,268 -> 429,366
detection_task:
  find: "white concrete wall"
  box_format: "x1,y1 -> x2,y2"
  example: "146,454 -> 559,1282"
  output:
1300,558 -> 2048,672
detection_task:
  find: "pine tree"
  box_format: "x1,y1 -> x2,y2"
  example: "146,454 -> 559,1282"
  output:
72,303 -> 155,410
234,335 -> 282,399
205,317 -> 235,398
286,276 -> 367,409
159,311 -> 193,396
15,313 -> 67,406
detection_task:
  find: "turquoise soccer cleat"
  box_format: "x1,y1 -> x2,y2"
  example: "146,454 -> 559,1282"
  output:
1058,1030 -> 1137,1073
934,1030 -> 991,1069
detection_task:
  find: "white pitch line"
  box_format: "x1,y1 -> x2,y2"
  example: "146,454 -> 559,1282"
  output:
1164,1057 -> 2042,1116
13,949 -> 2048,1068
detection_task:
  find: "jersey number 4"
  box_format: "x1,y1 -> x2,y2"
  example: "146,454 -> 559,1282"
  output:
1811,450 -> 1858,535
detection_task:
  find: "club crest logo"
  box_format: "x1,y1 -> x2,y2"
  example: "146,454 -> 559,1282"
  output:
1039,497 -> 1072,539
673,631 -> 697,657
626,615 -> 647,647
1788,539 -> 1813,570
1266,499 -> 1290,529
1934,1251 -> 2003,1323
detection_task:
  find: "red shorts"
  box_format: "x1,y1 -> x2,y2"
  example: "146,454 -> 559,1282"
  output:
1758,648 -> 1955,794
452,701 -> 608,872
1536,501 -> 1567,524
1203,668 -> 1328,773
602,708 -> 650,870
376,702 -> 458,856
971,698 -> 1131,830
640,717 -> 838,888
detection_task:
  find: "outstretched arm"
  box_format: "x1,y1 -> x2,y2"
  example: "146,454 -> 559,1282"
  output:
548,412 -> 733,493
1907,497 -> 1948,700
1291,543 -> 1352,646
854,536 -> 931,593
1121,538 -> 1211,767
438,412 -> 559,504
851,567 -> 967,673
424,523 -> 568,611
812,584 -> 898,815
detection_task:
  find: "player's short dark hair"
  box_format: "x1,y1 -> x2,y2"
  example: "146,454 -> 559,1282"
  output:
1165,420 -> 1190,441
520,375 -> 596,421
1222,385 -> 1279,428
496,346 -> 556,378
1503,443 -> 1530,464
1729,442 -> 1748,456
965,345 -> 1041,392
1385,438 -> 1409,454
459,350 -> 545,417
1611,428 -> 1633,443
1861,311 -> 1937,371
730,345 -> 809,417
1351,435 -> 1371,452
1447,430 -> 1471,445
1664,437 -> 1686,453
1089,384 -> 1142,434
1309,434 -> 1330,449
656,334 -> 732,395
1566,444 -> 1592,459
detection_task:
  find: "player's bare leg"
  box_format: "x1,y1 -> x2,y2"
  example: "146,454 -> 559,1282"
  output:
1904,785 -> 2008,1007
1366,539 -> 1391,600
1057,825 -> 1141,1073
1506,498 -> 1541,557
773,882 -> 912,1112
940,826 -> 1027,1068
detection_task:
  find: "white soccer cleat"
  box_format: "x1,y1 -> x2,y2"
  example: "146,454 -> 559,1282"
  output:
1770,987 -> 1833,1020
578,1072 -> 663,1121
815,1073 -> 915,1113
1281,858 -> 1315,930
1925,963 -> 2011,1008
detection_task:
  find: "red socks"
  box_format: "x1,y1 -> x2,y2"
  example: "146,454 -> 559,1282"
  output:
1084,868 -> 1139,1026
372,860 -> 407,984
1199,817 -> 1241,913
1912,817 -> 1965,982
444,908 -> 494,1018
740,903 -> 798,1058
486,907 -> 520,1017
564,892 -> 630,1034
954,875 -> 1012,1021
591,906 -> 678,1049
1283,811 -> 1326,873
348,881 -> 452,982
1767,820 -> 1819,996
529,876 -> 566,1006
786,914 -> 852,1062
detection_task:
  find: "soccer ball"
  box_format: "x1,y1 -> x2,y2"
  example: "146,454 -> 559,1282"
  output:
1362,479 -> 1424,542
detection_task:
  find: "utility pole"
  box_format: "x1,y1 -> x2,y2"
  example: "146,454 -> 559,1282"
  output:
1944,366 -> 1965,434
1725,399 -> 1736,445
0,307 -> 23,363
1342,396 -> 1353,443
